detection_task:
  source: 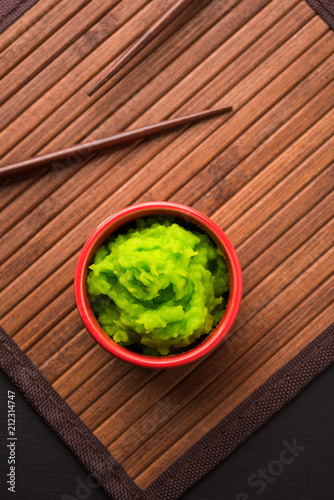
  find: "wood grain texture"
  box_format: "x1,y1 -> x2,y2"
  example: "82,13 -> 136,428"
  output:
0,0 -> 333,489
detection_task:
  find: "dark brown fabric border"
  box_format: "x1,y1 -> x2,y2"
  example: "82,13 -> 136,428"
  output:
143,323 -> 334,500
0,326 -> 141,500
0,0 -> 40,34
305,0 -> 334,29
0,324 -> 333,500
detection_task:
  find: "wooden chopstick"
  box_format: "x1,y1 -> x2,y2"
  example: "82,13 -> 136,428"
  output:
87,0 -> 195,96
0,106 -> 232,180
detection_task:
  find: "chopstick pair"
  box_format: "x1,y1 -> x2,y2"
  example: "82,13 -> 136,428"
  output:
88,0 -> 196,96
0,1 -> 233,181
0,106 -> 233,180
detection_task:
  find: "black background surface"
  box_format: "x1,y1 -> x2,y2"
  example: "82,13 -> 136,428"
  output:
0,363 -> 333,500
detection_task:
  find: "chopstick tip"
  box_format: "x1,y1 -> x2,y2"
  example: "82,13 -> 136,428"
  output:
87,87 -> 97,97
218,105 -> 233,113
87,73 -> 111,97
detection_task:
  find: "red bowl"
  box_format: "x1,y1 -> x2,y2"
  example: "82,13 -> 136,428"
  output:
74,202 -> 242,368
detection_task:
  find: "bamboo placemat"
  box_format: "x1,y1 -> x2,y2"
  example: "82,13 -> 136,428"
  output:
0,0 -> 333,493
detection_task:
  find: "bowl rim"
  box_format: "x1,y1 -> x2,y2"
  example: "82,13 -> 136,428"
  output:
74,201 -> 242,368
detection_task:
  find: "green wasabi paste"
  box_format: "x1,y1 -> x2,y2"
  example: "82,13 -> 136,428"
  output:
87,217 -> 229,356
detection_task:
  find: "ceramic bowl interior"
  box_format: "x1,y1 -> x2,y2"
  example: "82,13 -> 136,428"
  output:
74,202 -> 242,368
